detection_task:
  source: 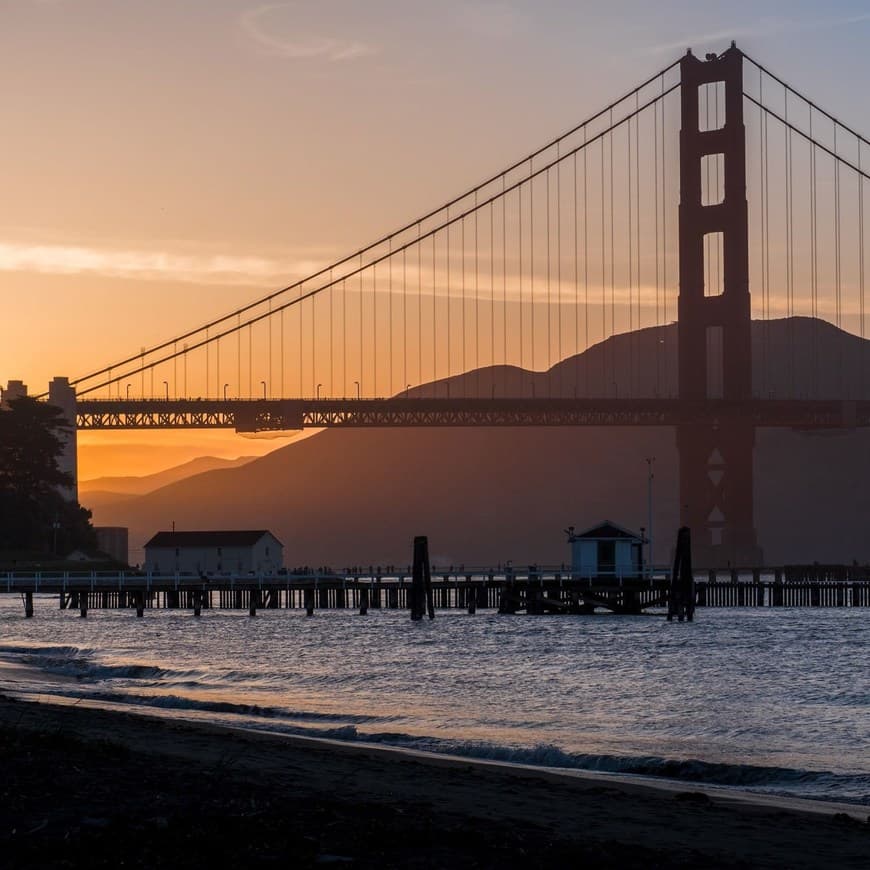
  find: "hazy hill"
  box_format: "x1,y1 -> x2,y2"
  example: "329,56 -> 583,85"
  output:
80,455 -> 257,498
88,318 -> 870,567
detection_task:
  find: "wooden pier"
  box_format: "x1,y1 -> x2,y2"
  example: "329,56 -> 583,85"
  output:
2,565 -> 869,617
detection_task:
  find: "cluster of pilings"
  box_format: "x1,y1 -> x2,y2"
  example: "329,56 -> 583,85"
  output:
59,589 -> 208,618
52,582 -> 502,616
697,580 -> 869,607
7,576 -> 862,618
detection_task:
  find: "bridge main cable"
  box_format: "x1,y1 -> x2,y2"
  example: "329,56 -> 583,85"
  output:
59,57 -> 682,398
744,93 -> 870,181
75,81 -> 681,397
742,51 -> 870,150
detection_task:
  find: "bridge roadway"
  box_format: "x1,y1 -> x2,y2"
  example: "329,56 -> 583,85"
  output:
3,567 -> 869,614
74,397 -> 870,431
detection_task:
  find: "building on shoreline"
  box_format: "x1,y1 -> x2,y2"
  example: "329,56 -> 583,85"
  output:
144,530 -> 283,575
566,521 -> 644,579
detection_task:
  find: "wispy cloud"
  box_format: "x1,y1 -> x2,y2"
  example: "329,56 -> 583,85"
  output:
241,3 -> 377,62
0,241 -> 333,286
648,14 -> 870,55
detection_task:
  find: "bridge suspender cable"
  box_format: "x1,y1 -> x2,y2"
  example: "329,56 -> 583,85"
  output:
59,48 -> 870,403
742,52 -> 870,149
56,58 -> 682,397
74,80 -> 679,397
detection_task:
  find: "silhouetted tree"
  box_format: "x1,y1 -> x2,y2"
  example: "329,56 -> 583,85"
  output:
0,397 -> 95,554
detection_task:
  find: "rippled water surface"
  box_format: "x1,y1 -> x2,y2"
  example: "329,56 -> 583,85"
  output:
1,599 -> 867,804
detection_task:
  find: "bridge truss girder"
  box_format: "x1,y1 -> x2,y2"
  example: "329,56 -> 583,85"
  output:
74,398 -> 870,431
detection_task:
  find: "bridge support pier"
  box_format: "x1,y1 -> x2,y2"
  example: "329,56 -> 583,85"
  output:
677,422 -> 761,568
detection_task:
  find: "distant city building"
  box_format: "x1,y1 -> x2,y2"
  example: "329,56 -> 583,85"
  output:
48,377 -> 78,503
1,379 -> 28,408
2,377 -> 79,502
143,530 -> 284,575
566,521 -> 644,578
95,526 -> 129,565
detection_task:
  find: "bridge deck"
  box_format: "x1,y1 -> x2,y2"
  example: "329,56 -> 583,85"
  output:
73,398 -> 870,431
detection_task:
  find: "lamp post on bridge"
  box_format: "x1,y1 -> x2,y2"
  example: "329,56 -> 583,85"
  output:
645,456 -> 655,576
260,380 -> 267,400
353,381 -> 360,400
316,383 -> 323,400
126,383 -> 131,400
162,380 -> 169,401
223,383 -> 229,400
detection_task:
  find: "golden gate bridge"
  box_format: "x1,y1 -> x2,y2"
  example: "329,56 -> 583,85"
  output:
8,43 -> 870,567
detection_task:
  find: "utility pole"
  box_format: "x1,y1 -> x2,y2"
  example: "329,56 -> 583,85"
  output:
645,457 -> 655,575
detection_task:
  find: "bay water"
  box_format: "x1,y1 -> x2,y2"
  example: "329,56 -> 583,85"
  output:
1,599 -> 867,805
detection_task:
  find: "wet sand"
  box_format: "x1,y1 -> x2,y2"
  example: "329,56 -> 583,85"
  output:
0,694 -> 867,868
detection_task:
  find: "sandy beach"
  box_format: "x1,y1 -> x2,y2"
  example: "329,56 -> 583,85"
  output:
0,694 -> 867,868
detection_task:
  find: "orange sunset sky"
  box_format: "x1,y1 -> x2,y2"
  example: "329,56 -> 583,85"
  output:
3,1 -> 870,479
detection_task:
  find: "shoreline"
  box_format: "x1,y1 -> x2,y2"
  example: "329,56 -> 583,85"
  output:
9,688 -> 869,819
1,694 -> 867,868
1,645 -> 867,813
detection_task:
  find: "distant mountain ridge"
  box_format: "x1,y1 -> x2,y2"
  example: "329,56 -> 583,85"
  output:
81,455 -> 257,497
88,319 -> 870,568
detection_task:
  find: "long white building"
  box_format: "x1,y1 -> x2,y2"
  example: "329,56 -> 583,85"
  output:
144,530 -> 284,575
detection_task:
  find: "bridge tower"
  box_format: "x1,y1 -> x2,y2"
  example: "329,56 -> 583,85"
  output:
677,44 -> 762,567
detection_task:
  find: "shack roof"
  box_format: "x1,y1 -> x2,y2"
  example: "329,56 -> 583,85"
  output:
144,530 -> 282,549
571,521 -> 641,541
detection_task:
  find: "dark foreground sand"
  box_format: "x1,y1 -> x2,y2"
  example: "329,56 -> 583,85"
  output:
0,695 -> 867,868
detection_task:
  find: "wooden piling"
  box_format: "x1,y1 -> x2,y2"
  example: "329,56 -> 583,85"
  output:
24,591 -> 34,618
497,588 -> 511,614
410,535 -> 433,621
668,526 -> 695,622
